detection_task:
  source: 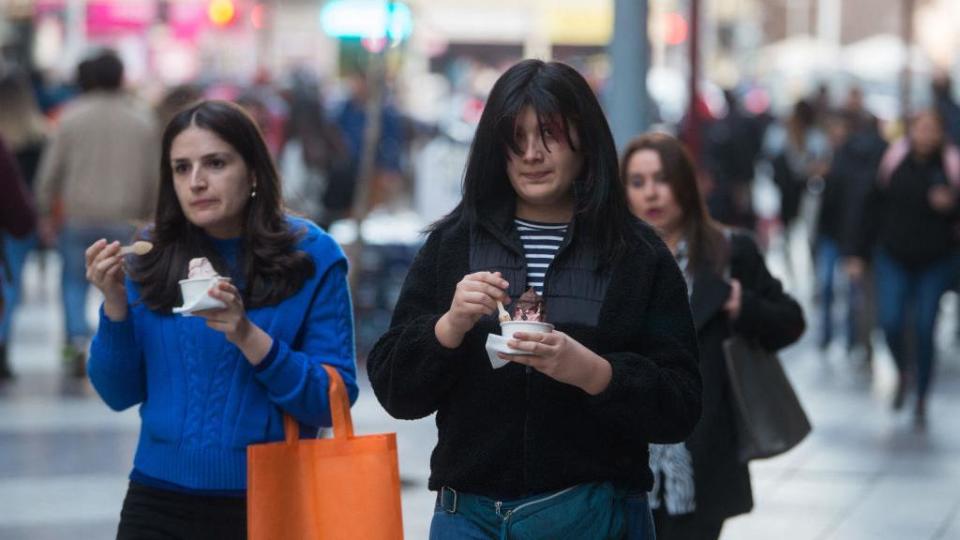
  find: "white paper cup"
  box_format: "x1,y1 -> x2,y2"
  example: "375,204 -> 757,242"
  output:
178,276 -> 230,305
501,320 -> 554,337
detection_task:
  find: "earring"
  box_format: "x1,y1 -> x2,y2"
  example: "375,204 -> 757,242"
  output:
251,186 -> 257,199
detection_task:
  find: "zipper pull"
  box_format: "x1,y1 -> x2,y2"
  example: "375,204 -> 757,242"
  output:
495,500 -> 503,518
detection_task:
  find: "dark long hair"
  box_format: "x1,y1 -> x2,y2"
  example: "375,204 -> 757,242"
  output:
130,100 -> 314,311
787,99 -> 816,149
431,59 -> 633,263
620,132 -> 728,273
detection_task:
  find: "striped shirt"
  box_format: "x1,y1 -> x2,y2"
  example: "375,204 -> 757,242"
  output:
514,218 -> 569,295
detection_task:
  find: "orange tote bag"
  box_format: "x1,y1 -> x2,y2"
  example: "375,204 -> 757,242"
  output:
247,365 -> 403,539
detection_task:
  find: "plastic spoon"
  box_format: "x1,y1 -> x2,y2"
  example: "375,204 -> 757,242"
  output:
118,240 -> 154,256
497,300 -> 511,323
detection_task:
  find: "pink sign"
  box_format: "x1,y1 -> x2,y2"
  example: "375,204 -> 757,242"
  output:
33,1 -> 232,42
86,1 -> 156,36
33,1 -> 66,17
168,2 -> 209,41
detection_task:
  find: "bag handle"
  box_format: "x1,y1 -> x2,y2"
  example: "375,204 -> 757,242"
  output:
283,364 -> 354,445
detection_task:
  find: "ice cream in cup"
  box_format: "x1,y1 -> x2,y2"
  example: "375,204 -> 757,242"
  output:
501,288 -> 553,336
177,257 -> 230,310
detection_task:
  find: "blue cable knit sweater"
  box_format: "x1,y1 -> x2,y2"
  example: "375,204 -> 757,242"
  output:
88,216 -> 358,492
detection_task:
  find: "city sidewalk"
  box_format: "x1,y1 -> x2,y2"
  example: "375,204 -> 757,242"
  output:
0,253 -> 958,539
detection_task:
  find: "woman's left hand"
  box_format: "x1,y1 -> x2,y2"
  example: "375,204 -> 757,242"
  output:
928,185 -> 957,213
194,280 -> 252,345
724,278 -> 742,320
498,330 -> 612,395
194,280 -> 273,365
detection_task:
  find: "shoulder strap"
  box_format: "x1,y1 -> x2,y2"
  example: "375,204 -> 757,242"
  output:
943,144 -> 960,188
0,235 -> 10,282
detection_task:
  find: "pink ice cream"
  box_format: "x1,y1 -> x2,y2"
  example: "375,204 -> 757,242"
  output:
512,288 -> 546,322
188,257 -> 219,279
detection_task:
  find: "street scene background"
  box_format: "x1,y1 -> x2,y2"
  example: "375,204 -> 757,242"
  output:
2,0 -> 960,538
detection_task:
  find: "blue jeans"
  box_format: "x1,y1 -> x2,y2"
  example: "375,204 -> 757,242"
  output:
58,224 -> 135,341
874,249 -> 960,400
815,237 -> 858,349
429,489 -> 655,540
1,232 -> 38,343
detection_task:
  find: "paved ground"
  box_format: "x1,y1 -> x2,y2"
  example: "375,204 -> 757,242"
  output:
1,246 -> 959,539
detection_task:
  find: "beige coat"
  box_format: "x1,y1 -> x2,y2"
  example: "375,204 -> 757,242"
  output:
36,91 -> 159,226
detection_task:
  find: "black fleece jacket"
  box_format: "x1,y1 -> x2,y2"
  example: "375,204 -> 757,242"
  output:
682,232 -> 806,524
855,153 -> 960,268
367,215 -> 702,498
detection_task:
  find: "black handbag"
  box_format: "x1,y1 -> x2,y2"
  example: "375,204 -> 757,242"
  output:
723,335 -> 812,463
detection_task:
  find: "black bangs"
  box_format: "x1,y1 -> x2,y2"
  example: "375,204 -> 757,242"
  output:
496,76 -> 581,158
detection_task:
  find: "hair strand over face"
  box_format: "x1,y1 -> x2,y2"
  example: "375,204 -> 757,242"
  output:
431,59 -> 633,264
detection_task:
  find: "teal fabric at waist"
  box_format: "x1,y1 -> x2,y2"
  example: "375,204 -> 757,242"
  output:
438,482 -> 629,539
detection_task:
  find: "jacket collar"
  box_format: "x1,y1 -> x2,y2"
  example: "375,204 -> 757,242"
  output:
477,199 -> 523,256
476,199 -> 592,269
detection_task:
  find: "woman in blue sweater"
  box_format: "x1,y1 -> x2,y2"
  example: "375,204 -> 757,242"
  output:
84,100 -> 358,538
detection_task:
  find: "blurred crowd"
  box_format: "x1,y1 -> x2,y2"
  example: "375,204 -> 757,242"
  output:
0,48 -> 436,377
2,43 -> 960,539
1,48 -> 959,426
0,47 -> 960,405
688,76 -> 960,428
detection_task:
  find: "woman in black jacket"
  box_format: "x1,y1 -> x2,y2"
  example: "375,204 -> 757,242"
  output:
367,60 -> 702,539
0,71 -> 45,379
848,110 -> 960,427
622,132 -> 805,540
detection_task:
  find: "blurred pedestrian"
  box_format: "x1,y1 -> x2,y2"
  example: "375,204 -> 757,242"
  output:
85,100 -> 358,538
678,91 -> 715,167
233,68 -> 289,163
931,74 -> 960,343
848,110 -> 960,427
0,70 -> 47,188
34,50 -> 159,377
932,74 -> 960,147
333,73 -> 407,220
0,136 -> 35,236
281,69 -> 350,226
703,89 -> 763,229
367,60 -> 702,539
623,132 -> 805,540
28,67 -> 82,119
0,134 -> 37,378
764,100 -> 831,275
155,84 -> 204,131
811,83 -> 833,127
0,69 -> 48,379
815,114 -> 887,359
840,87 -> 876,135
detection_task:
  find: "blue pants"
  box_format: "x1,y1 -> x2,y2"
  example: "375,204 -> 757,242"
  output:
58,224 -> 134,341
874,249 -> 959,400
1,233 -> 38,344
429,490 -> 655,540
815,237 -> 859,349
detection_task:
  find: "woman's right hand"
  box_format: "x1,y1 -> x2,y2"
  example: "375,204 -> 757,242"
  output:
845,257 -> 866,282
85,239 -> 128,321
928,184 -> 957,213
435,271 -> 509,349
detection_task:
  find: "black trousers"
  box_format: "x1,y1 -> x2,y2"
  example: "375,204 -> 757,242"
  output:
652,507 -> 724,540
116,481 -> 246,540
